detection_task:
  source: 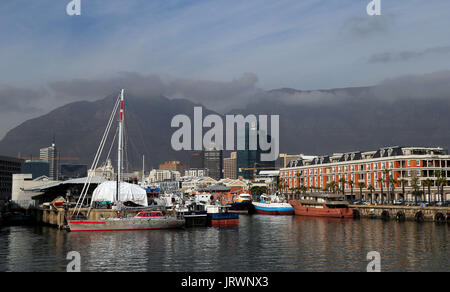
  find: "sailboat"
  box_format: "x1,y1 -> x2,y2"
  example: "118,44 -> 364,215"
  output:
67,89 -> 185,232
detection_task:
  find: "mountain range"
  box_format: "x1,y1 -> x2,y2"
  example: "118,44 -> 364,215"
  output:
0,85 -> 449,170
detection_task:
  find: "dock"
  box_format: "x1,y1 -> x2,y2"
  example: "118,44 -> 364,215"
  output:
34,207 -> 172,229
350,205 -> 450,223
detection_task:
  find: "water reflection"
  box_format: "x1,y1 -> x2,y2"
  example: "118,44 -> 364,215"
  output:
0,216 -> 448,272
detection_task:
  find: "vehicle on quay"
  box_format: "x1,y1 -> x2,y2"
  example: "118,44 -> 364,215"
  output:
252,194 -> 294,215
289,193 -> 353,219
68,89 -> 185,232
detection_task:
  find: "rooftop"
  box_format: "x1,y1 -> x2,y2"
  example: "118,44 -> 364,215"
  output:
286,146 -> 448,168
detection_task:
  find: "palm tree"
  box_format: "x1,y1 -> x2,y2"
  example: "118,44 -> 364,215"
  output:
389,177 -> 398,203
437,177 -> 446,203
296,172 -> 303,189
423,178 -> 433,203
399,178 -> 408,201
339,178 -> 346,196
377,177 -> 384,204
348,180 -> 355,201
383,169 -> 391,203
411,177 -> 420,203
368,185 -> 375,204
358,182 -> 366,201
301,186 -> 307,194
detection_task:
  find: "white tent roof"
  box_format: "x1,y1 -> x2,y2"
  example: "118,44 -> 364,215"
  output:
92,181 -> 148,206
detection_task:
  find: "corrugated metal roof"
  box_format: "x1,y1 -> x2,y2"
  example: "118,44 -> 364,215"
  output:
26,176 -> 106,191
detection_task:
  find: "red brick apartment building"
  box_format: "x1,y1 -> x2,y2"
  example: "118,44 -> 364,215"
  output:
280,146 -> 450,202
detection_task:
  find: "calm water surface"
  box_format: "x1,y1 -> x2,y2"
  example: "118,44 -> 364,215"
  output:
0,216 -> 448,272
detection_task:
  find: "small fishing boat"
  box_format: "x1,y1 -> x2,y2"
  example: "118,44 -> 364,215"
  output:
176,202 -> 208,228
206,205 -> 239,227
252,194 -> 294,215
289,193 -> 353,219
229,193 -> 255,214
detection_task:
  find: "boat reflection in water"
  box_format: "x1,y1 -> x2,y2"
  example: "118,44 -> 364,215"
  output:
289,193 -> 353,219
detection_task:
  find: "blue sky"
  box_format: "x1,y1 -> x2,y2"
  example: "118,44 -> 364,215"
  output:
0,0 -> 450,137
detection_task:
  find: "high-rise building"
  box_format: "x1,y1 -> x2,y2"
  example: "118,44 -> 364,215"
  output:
189,151 -> 204,169
60,164 -> 88,180
236,123 -> 276,179
0,155 -> 24,201
224,152 -> 237,179
204,146 -> 223,180
40,143 -> 58,180
23,160 -> 50,179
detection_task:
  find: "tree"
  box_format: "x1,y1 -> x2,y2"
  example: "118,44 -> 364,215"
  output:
433,170 -> 447,203
389,177 -> 398,203
358,182 -> 366,201
368,185 -> 375,204
423,178 -> 433,203
437,177 -> 446,203
329,181 -> 337,194
348,180 -> 355,201
251,186 -> 268,196
339,178 -> 346,196
399,178 -> 408,200
377,177 -> 384,204
296,172 -> 303,188
411,177 -> 420,203
383,169 -> 391,203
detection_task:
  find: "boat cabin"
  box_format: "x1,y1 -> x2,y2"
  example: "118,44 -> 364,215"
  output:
298,193 -> 350,209
135,211 -> 164,218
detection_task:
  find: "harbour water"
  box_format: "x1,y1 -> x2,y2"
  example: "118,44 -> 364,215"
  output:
0,216 -> 448,272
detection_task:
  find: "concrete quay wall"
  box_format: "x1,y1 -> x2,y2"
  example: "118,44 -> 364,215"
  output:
351,205 -> 450,223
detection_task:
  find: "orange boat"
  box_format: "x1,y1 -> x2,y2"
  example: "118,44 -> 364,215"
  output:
289,193 -> 353,219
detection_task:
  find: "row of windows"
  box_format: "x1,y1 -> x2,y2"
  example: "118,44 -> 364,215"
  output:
283,160 -> 450,177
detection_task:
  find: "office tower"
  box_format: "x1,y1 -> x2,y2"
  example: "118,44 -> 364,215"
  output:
40,143 -> 58,180
204,146 -> 223,180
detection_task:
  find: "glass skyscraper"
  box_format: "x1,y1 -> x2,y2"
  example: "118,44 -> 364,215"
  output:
236,122 -> 275,179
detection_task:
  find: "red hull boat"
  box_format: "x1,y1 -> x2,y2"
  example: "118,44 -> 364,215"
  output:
289,193 -> 353,219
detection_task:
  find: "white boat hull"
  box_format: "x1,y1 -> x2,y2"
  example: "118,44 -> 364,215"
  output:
68,217 -> 185,232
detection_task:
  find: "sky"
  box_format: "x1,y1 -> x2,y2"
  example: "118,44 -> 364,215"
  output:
0,0 -> 450,138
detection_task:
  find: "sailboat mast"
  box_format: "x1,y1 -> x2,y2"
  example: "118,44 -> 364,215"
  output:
117,89 -> 125,202
142,155 -> 145,185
